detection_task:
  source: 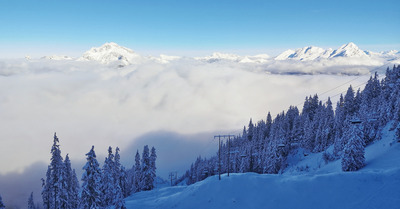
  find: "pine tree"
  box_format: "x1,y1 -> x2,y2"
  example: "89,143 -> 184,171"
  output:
41,133 -> 69,209
133,150 -> 141,193
265,112 -> 272,138
344,86 -> 356,117
70,169 -> 80,209
334,95 -> 345,155
101,146 -> 116,207
150,146 -> 157,190
63,154 -> 79,209
0,194 -> 5,209
247,119 -> 254,141
115,147 -> 127,206
81,146 -> 102,209
50,133 -> 66,209
342,124 -> 365,171
28,192 -> 36,209
141,145 -> 152,191
41,166 -> 52,209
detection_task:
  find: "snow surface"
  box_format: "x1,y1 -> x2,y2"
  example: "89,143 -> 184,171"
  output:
125,124 -> 400,209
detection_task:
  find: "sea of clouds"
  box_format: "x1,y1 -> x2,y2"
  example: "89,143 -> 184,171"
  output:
0,57 -> 383,208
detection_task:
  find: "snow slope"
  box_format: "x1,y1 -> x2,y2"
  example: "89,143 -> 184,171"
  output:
125,125 -> 400,209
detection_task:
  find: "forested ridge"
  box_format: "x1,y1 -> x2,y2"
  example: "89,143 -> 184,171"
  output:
180,65 -> 400,185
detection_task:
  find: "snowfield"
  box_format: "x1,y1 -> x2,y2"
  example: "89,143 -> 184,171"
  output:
125,125 -> 400,209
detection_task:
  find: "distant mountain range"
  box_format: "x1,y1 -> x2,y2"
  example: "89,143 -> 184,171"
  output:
39,42 -> 400,67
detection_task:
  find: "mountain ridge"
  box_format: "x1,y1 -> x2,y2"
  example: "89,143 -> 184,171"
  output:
37,42 -> 400,66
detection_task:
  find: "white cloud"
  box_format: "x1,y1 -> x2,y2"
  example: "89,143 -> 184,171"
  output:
0,58 -> 375,177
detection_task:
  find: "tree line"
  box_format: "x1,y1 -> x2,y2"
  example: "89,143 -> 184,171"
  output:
180,65 -> 400,185
19,134 -> 158,209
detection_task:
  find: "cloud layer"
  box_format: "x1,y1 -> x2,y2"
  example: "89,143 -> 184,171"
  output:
0,58 -> 374,176
0,56 -> 380,208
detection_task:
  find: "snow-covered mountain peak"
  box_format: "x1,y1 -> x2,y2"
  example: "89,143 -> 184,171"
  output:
275,46 -> 328,61
329,42 -> 367,58
275,42 -> 371,61
78,42 -> 141,65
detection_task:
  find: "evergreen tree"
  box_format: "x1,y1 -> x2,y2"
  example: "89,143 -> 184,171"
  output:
81,146 -> 102,209
133,150 -> 141,193
28,192 -> 36,209
334,95 -> 345,155
0,194 -> 5,209
115,147 -> 128,205
64,154 -> 79,209
101,146 -> 116,207
70,169 -> 80,209
41,133 -> 69,209
247,119 -> 254,141
41,166 -> 52,209
342,124 -> 365,171
265,112 -> 272,139
150,146 -> 157,190
344,86 -> 356,117
141,145 -> 152,191
50,133 -> 66,209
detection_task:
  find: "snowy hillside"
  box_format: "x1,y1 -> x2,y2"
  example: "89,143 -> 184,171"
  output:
125,126 -> 400,209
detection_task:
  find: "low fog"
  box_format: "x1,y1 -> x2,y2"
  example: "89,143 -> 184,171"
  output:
0,57 -> 377,208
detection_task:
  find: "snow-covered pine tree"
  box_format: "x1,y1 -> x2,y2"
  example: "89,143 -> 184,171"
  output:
265,112 -> 272,139
101,146 -> 116,207
150,146 -> 157,190
314,98 -> 335,152
51,133 -> 64,209
41,166 -> 52,209
359,74 -> 381,145
81,146 -> 102,209
133,150 -> 142,193
0,194 -> 5,209
115,147 -> 128,204
343,86 -> 356,117
114,191 -> 127,209
47,133 -> 67,209
141,145 -> 152,191
70,169 -> 80,209
247,119 -> 254,141
28,192 -> 36,209
64,154 -> 79,209
341,124 -> 365,171
333,95 -> 345,156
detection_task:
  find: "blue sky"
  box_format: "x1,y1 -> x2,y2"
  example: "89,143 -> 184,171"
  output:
0,0 -> 399,57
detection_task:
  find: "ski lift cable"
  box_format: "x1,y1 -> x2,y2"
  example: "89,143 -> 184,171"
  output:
294,61 -> 392,109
